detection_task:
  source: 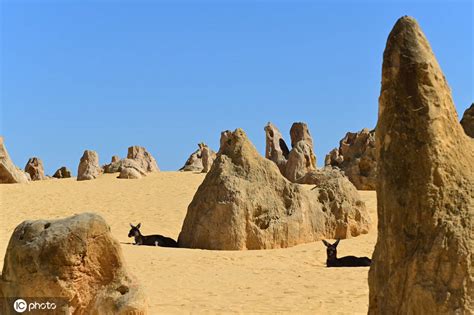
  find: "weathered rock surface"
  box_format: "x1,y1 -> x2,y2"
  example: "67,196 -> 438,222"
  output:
52,166 -> 72,179
264,122 -> 289,174
0,213 -> 148,314
460,103 -> 474,137
127,146 -> 159,172
325,128 -> 377,190
117,159 -> 147,179
0,137 -> 29,184
200,144 -> 216,173
368,16 -> 473,314
77,150 -> 101,181
178,129 -> 370,250
24,157 -> 46,181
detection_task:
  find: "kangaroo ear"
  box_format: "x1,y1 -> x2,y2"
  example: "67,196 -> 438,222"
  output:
130,223 -> 134,228
137,223 -> 141,229
322,240 -> 331,247
333,239 -> 340,247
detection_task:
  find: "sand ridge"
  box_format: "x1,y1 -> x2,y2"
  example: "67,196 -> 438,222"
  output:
0,172 -> 377,314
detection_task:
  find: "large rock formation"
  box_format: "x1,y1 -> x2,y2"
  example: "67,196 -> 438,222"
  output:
117,159 -> 147,179
368,16 -> 473,314
325,128 -> 377,190
52,166 -> 72,179
285,123 -> 317,182
200,143 -> 216,173
127,146 -> 159,172
0,137 -> 29,184
24,157 -> 46,181
264,122 -> 289,174
0,213 -> 148,314
460,103 -> 473,137
178,129 -> 370,250
77,150 -> 101,181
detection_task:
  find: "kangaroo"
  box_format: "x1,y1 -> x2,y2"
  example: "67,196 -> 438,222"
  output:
322,239 -> 371,267
128,223 -> 178,247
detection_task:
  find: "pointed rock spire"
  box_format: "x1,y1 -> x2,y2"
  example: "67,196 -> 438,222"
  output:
368,16 -> 473,314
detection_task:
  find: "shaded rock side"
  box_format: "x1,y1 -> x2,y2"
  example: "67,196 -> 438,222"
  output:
77,150 -> 101,181
264,122 -> 290,174
368,16 -> 473,314
178,129 -> 370,250
127,146 -> 159,172
0,137 -> 29,184
52,166 -> 72,179
325,128 -> 377,190
24,157 -> 46,181
0,213 -> 148,314
460,103 -> 474,138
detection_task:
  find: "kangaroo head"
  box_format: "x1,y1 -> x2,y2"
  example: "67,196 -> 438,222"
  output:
322,239 -> 340,260
128,223 -> 142,238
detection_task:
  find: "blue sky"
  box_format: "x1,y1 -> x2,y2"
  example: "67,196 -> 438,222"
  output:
1,1 -> 472,175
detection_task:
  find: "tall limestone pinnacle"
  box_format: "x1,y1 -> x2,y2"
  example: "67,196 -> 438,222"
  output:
368,16 -> 473,314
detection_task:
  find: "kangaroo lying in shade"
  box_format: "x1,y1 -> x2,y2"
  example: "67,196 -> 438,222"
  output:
128,223 -> 178,247
322,239 -> 371,267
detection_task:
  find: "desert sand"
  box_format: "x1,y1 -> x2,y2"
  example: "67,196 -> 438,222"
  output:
0,172 -> 377,314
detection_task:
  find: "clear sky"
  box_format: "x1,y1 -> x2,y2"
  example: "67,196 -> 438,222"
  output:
1,1 -> 472,175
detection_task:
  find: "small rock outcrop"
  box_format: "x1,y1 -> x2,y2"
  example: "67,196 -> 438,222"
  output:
0,137 -> 29,184
77,150 -> 101,181
325,128 -> 377,190
200,144 -> 216,173
111,155 -> 120,163
368,16 -> 473,314
264,122 -> 289,174
117,159 -> 147,179
127,146 -> 159,172
52,166 -> 72,179
284,122 -> 317,182
103,156 -> 123,173
178,129 -> 370,250
24,157 -> 46,181
0,213 -> 148,314
460,103 -> 473,137
180,143 -> 216,172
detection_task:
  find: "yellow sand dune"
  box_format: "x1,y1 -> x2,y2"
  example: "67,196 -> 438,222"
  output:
0,172 -> 377,314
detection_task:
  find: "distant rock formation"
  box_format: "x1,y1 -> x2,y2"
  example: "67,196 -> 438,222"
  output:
127,146 -> 159,172
111,155 -> 120,163
103,156 -> 122,173
77,150 -> 101,181
285,122 -> 317,182
460,103 -> 473,137
264,122 -> 289,174
180,143 -> 216,172
325,128 -> 376,190
0,137 -> 29,184
24,157 -> 46,181
0,213 -> 148,314
52,166 -> 71,179
178,129 -> 370,250
200,143 -> 216,173
117,159 -> 147,179
368,16 -> 473,314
